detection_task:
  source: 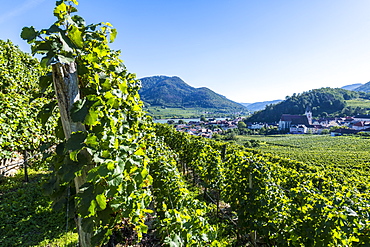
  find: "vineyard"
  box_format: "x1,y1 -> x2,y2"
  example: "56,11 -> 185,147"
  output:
239,134 -> 370,177
154,125 -> 370,246
1,0 -> 370,246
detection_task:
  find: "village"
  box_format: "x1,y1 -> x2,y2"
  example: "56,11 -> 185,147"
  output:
166,108 -> 370,138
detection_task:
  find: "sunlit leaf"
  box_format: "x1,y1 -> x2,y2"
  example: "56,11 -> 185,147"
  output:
68,25 -> 83,48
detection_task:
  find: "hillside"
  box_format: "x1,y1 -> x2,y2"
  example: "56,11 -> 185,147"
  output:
354,81 -> 370,92
241,100 -> 283,112
341,83 -> 363,91
139,76 -> 246,111
246,87 -> 367,123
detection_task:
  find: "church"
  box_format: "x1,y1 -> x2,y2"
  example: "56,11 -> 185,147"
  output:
278,107 -> 312,131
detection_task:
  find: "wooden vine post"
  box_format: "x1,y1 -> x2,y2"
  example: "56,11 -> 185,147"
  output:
23,150 -> 29,183
51,62 -> 91,247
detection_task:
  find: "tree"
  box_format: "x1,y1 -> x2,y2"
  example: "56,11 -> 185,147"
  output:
237,121 -> 247,129
22,1 -> 151,245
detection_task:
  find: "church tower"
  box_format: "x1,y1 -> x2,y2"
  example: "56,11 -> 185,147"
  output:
305,106 -> 312,125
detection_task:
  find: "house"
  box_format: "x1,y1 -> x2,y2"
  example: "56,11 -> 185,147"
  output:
351,121 -> 370,131
353,115 -> 370,122
331,128 -> 359,136
249,123 -> 266,130
306,124 -> 326,134
290,124 -> 307,134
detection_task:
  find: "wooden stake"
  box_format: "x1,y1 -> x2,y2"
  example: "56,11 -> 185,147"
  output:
52,62 -> 91,247
23,151 -> 29,183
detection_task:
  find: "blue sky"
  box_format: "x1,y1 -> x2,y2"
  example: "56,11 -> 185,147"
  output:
1,0 -> 370,103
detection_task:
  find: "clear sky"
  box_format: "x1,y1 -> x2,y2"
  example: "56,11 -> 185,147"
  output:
2,0 -> 370,103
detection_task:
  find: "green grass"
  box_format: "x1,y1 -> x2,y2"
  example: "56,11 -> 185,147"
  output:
0,169 -> 78,247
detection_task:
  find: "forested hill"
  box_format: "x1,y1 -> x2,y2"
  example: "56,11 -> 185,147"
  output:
139,76 -> 246,110
341,83 -> 363,91
247,88 -> 369,123
354,81 -> 370,93
241,100 -> 283,112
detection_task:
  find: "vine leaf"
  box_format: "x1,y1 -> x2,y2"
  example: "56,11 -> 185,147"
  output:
110,28 -> 117,43
53,2 -> 67,19
71,99 -> 89,122
96,194 -> 107,210
68,25 -> 84,48
85,109 -> 99,125
66,131 -> 87,151
39,73 -> 53,92
57,54 -> 75,64
20,26 -> 38,43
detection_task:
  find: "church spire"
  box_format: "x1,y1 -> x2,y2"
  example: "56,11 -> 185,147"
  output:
305,106 -> 312,125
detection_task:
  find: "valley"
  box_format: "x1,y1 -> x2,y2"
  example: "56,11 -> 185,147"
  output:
2,0 -> 370,245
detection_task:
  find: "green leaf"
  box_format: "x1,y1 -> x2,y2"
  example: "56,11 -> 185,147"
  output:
85,109 -> 99,126
32,41 -> 52,55
78,183 -> 95,217
54,2 -> 67,19
68,25 -> 84,48
89,200 -> 97,216
114,160 -> 125,176
38,100 -> 57,125
93,45 -> 108,57
96,194 -> 107,210
118,81 -> 128,94
40,52 -> 55,68
45,24 -> 62,34
57,32 -> 74,53
97,207 -> 114,227
66,131 -> 87,151
85,133 -> 99,148
71,0 -> 79,5
20,26 -> 38,42
139,222 -> 148,234
39,73 -> 53,92
110,28 -> 117,43
72,15 -> 86,27
56,142 -> 65,156
69,149 -> 79,161
57,54 -> 75,64
55,120 -> 65,140
71,98 -> 88,122
59,157 -> 81,182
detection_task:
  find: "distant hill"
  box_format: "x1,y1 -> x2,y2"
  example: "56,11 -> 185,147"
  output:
139,76 -> 246,111
354,81 -> 370,93
241,100 -> 283,112
341,83 -> 363,91
247,88 -> 364,123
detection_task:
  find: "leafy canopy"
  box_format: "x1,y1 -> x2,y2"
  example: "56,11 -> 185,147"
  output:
22,0 -> 152,245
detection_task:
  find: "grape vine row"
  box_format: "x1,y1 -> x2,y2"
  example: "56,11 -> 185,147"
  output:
155,124 -> 370,246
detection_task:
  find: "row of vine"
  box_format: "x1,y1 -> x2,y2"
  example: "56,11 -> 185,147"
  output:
155,124 -> 370,246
